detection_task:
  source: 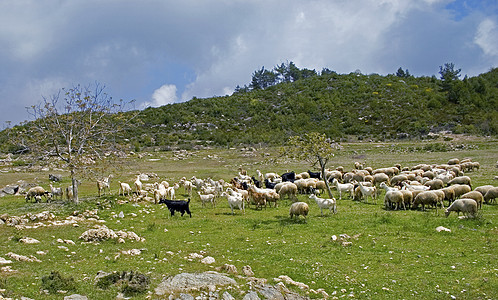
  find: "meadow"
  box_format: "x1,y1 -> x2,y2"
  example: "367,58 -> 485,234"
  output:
0,138 -> 497,299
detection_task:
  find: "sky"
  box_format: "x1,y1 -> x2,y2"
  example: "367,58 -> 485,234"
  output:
1,0 -> 497,126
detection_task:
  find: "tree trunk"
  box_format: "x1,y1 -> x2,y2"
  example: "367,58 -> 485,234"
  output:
318,157 -> 334,199
71,169 -> 79,204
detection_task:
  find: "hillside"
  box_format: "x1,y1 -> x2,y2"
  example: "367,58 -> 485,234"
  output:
1,67 -> 497,152
131,68 -> 498,148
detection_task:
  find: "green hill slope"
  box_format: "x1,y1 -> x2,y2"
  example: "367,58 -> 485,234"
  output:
132,68 -> 498,148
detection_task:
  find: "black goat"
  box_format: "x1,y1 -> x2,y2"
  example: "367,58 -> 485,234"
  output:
159,198 -> 192,217
281,171 -> 295,182
264,179 -> 277,189
307,170 -> 321,179
251,176 -> 262,188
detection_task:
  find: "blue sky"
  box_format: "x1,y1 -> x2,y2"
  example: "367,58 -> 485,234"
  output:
1,0 -> 497,126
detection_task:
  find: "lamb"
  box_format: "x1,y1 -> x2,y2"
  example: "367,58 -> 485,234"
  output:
445,199 -> 477,218
49,184 -> 63,200
25,186 -> 50,202
448,176 -> 472,188
358,182 -> 377,203
289,202 -> 309,221
221,190 -> 245,215
309,194 -> 336,215
461,191 -> 484,209
159,198 -> 192,217
97,174 -> 113,197
483,187 -> 498,204
118,181 -> 132,196
331,178 -> 354,200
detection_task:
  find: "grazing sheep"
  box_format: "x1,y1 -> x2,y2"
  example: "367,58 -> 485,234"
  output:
372,173 -> 390,186
309,194 -> 336,215
483,187 -> 498,204
448,176 -> 472,188
399,190 -> 413,209
221,190 -> 245,215
278,182 -> 298,201
474,185 -> 494,197
390,175 -> 408,187
424,179 -> 444,190
441,187 -> 456,204
198,192 -> 216,208
289,202 -> 309,221
49,184 -> 63,200
118,181 -> 132,196
25,186 -> 50,203
445,199 -> 478,218
159,198 -> 192,217
247,188 -> 267,210
331,178 -> 354,200
413,191 -> 442,212
384,190 -> 405,210
449,184 -> 472,199
97,174 -> 113,197
461,191 -> 484,209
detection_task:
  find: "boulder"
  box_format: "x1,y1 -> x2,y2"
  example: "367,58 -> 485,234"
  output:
155,272 -> 237,296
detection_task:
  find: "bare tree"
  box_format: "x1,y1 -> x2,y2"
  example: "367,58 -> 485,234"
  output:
11,83 -> 138,203
282,132 -> 339,199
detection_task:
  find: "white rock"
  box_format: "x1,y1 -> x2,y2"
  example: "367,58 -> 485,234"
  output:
436,226 -> 451,232
201,256 -> 216,264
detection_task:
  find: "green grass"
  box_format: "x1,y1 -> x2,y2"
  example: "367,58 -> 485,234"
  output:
0,139 -> 497,299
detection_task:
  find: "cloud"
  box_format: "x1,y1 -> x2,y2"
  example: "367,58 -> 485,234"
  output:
475,18 -> 498,57
143,84 -> 178,108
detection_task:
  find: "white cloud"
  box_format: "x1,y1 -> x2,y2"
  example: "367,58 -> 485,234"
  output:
475,18 -> 498,57
143,84 -> 178,108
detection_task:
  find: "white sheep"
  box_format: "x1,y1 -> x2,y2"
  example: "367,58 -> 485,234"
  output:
289,202 -> 309,221
25,186 -> 50,202
309,194 -> 336,215
278,182 -> 298,201
331,178 -> 354,200
445,198 -> 478,218
134,175 -> 143,194
413,191 -> 442,212
384,190 -> 405,210
372,173 -> 390,186
49,184 -> 63,200
448,176 -> 472,188
461,191 -> 484,209
118,181 -> 132,196
483,187 -> 498,204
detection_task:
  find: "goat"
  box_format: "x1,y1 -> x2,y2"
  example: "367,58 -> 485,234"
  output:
97,175 -> 113,197
159,198 -> 192,217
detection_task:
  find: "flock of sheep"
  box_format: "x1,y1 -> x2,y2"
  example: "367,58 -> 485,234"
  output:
23,157 -> 497,221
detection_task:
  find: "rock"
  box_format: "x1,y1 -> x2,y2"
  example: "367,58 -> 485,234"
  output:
177,294 -> 195,300
436,226 -> 451,232
155,272 -> 237,296
19,237 -> 40,244
201,256 -> 215,264
0,257 -> 13,264
2,185 -> 19,195
256,285 -> 285,300
222,291 -> 235,300
242,291 -> 261,300
49,174 -> 63,182
242,265 -> 254,277
64,294 -> 88,300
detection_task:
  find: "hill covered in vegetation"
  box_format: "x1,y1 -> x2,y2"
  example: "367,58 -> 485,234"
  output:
131,65 -> 498,149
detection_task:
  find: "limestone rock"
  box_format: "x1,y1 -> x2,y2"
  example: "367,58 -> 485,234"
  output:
155,272 -> 237,296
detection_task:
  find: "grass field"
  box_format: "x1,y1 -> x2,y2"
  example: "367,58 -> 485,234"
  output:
0,138 -> 497,299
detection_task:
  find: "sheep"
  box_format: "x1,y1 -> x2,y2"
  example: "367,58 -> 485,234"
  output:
461,191 -> 483,209
324,169 -> 342,182
412,191 -> 442,212
441,186 -> 456,204
448,176 -> 472,188
159,198 -> 192,217
221,190 -> 245,215
358,182 -> 377,203
289,202 -> 309,221
447,158 -> 460,165
483,187 -> 498,204
181,179 -> 193,197
390,175 -> 408,187
448,184 -> 471,199
474,185 -> 495,197
49,184 -> 63,200
25,186 -> 50,203
402,182 -> 430,191
265,172 -> 280,181
424,179 -> 444,190
118,181 -> 132,196
331,178 -> 354,200
309,194 -> 336,215
399,190 -> 413,209
97,174 -> 113,197
380,182 -> 398,193
153,183 -> 168,204
384,190 -> 405,210
372,173 -> 390,186
66,186 -> 73,201
278,182 -> 298,201
445,199 -> 478,218
134,175 -> 143,194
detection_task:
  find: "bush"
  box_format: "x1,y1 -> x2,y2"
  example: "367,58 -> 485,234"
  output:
41,271 -> 76,293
